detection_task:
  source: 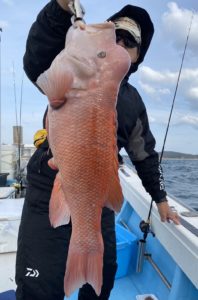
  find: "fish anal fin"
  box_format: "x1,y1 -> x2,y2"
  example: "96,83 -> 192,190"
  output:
49,173 -> 70,228
105,162 -> 123,213
48,157 -> 58,170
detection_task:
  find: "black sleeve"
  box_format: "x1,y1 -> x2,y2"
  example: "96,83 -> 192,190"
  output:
23,0 -> 72,83
133,154 -> 167,203
124,90 -> 167,203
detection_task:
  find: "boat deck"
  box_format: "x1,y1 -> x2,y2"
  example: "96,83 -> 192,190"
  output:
0,277 -> 141,300
65,276 -> 140,300
110,276 -> 140,300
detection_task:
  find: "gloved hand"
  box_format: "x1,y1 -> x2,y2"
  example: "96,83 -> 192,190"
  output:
68,0 -> 85,23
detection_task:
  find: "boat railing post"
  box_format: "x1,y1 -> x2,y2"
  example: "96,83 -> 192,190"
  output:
136,239 -> 146,273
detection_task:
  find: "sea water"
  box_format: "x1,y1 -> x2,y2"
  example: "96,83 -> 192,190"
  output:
162,159 -> 198,210
123,157 -> 198,210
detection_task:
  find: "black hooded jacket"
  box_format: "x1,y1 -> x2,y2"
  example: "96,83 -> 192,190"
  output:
23,0 -> 166,203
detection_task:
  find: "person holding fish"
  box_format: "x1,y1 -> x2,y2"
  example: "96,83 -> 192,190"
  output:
15,1 -> 180,300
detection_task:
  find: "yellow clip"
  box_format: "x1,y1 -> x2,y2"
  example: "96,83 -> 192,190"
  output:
33,129 -> 47,148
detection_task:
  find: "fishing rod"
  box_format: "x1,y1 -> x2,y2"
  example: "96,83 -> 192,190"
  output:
12,63 -> 24,188
18,71 -> 24,189
137,12 -> 194,273
159,12 -> 194,164
12,62 -> 20,182
146,12 -> 194,222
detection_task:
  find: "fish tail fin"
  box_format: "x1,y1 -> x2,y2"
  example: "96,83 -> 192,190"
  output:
49,173 -> 70,227
64,234 -> 104,297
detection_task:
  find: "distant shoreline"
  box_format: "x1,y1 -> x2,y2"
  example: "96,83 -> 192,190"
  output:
162,158 -> 198,160
123,151 -> 198,160
158,151 -> 198,160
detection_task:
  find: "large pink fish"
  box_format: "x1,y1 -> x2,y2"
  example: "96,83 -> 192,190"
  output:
36,21 -> 130,296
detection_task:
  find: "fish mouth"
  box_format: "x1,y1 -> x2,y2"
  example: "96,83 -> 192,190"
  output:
85,21 -> 114,32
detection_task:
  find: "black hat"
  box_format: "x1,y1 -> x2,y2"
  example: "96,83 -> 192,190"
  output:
108,5 -> 154,73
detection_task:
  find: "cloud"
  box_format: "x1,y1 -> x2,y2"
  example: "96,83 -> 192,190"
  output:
188,87 -> 198,99
139,81 -> 170,99
180,68 -> 198,82
162,2 -> 198,55
139,66 -> 198,110
138,82 -> 156,95
140,3 -> 198,111
1,0 -> 14,6
186,87 -> 198,109
0,20 -> 9,30
180,114 -> 198,128
143,108 -> 171,126
139,66 -> 177,85
148,109 -> 198,130
140,66 -> 198,86
148,115 -> 156,123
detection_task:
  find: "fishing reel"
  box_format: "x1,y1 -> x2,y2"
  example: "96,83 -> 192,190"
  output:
136,220 -> 155,273
139,220 -> 155,240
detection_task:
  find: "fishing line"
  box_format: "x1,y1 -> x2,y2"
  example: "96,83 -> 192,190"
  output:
12,62 -> 18,129
19,72 -> 24,132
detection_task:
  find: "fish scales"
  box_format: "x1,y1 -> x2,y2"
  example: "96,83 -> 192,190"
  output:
36,21 -> 131,296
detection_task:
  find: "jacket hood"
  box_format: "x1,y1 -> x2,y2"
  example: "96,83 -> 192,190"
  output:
107,5 -> 154,75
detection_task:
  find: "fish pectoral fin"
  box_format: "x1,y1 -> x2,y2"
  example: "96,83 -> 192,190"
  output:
36,56 -> 73,107
64,234 -> 103,297
49,173 -> 70,228
105,171 -> 123,213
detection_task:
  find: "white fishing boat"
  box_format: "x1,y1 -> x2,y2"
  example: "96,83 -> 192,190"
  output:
0,163 -> 198,300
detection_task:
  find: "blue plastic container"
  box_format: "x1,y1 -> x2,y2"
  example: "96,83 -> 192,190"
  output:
0,290 -> 16,300
115,223 -> 137,279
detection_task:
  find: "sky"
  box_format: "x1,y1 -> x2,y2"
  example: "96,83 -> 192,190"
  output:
0,0 -> 198,154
